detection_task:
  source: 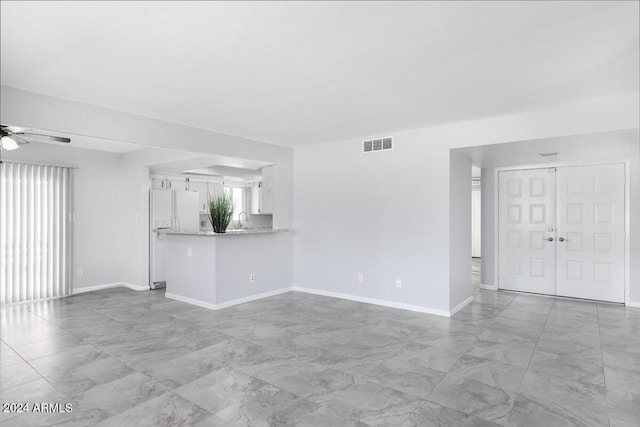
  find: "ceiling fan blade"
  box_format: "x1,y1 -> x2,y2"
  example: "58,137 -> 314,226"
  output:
1,133 -> 29,149
19,132 -> 71,143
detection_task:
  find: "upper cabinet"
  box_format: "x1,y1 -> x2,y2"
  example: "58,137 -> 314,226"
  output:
191,181 -> 223,214
261,165 -> 273,214
251,165 -> 274,214
151,177 -> 189,191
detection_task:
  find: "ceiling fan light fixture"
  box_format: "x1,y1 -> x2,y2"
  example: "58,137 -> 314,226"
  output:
1,135 -> 20,150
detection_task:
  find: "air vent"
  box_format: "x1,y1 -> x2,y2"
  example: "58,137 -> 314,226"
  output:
363,136 -> 393,153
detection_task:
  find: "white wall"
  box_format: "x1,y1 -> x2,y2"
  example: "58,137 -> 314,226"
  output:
3,143 -> 125,290
628,156 -> 640,304
293,139 -> 452,313
480,168 -> 497,288
449,150 -> 472,309
294,94 -> 639,313
119,159 -> 151,287
216,233 -> 293,303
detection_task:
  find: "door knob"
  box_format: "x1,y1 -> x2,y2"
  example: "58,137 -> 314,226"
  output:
558,237 -> 565,242
546,237 -> 554,242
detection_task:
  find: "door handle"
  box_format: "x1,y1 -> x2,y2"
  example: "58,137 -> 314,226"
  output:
558,237 -> 566,242
546,237 -> 554,242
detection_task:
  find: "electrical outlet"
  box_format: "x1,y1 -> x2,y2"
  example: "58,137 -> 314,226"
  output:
76,268 -> 83,277
187,247 -> 192,256
396,279 -> 402,288
357,273 -> 364,283
249,273 -> 256,283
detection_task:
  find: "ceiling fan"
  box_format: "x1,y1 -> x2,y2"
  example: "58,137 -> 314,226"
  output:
1,125 -> 71,150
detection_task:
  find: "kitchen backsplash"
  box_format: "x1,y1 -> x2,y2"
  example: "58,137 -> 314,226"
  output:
199,213 -> 272,231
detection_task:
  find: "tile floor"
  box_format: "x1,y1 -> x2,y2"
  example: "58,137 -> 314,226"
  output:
1,284 -> 639,426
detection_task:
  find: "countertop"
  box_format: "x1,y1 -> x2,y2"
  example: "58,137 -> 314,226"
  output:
155,228 -> 289,236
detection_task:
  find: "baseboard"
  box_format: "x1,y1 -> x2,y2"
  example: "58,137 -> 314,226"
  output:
479,284 -> 498,290
165,287 -> 292,311
73,282 -> 148,294
214,288 -> 292,309
449,296 -> 474,316
73,283 -> 124,294
626,301 -> 640,308
121,282 -> 149,291
292,286 -> 451,317
165,293 -> 218,310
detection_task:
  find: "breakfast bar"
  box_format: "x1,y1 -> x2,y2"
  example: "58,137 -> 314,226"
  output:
156,229 -> 292,309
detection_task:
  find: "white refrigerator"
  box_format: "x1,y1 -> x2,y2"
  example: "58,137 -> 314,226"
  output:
149,190 -> 199,288
174,191 -> 200,232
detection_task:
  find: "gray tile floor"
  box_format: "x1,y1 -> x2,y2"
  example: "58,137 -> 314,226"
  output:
1,283 -> 639,426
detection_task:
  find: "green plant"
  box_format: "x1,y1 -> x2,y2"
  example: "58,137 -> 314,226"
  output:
208,192 -> 234,233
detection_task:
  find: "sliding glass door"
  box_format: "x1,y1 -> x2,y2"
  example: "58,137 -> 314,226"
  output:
0,162 -> 73,304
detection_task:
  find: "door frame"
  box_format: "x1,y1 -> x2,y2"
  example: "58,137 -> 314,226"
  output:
493,159 -> 631,305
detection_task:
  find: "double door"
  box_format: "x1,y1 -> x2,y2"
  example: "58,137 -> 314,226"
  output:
498,164 -> 625,303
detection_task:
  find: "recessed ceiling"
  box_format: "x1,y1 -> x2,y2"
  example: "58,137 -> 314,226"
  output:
149,154 -> 271,178
1,1 -> 638,147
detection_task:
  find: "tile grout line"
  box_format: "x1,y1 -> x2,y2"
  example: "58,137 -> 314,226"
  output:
0,308 -> 69,399
596,304 -> 612,427
514,297 -> 554,395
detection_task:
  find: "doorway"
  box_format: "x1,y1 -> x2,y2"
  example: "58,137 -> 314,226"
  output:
0,161 -> 73,304
471,167 -> 482,286
498,163 -> 626,303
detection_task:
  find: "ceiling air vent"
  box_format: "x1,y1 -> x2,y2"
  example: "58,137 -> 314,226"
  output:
363,136 -> 393,153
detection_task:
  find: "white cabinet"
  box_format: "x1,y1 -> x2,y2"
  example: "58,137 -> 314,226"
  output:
261,165 -> 273,214
170,178 -> 190,192
190,182 -> 209,214
151,178 -> 169,190
152,177 -> 189,191
191,181 -> 223,214
199,191 -> 209,215
251,166 -> 274,214
251,182 -> 260,214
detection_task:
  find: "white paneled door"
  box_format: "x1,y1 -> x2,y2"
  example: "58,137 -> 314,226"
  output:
499,168 -> 557,295
556,164 -> 625,303
498,164 -> 626,303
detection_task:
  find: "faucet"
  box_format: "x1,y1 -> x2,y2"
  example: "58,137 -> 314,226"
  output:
237,212 -> 248,229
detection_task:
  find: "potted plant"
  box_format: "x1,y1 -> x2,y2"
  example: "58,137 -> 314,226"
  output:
208,192 -> 234,233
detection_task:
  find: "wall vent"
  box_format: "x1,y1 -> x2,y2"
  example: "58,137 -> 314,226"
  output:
363,137 -> 393,153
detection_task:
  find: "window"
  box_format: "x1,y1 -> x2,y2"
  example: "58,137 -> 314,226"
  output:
1,162 -> 73,303
224,186 -> 247,221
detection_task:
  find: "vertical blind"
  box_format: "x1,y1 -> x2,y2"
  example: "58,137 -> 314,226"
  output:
0,162 -> 73,304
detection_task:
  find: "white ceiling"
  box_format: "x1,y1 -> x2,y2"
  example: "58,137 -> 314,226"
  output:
458,129 -> 639,169
149,155 -> 271,178
1,1 -> 638,147
3,125 -> 144,153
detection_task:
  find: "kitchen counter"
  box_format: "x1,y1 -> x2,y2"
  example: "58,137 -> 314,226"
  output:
156,228 -> 289,236
157,228 -> 292,310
